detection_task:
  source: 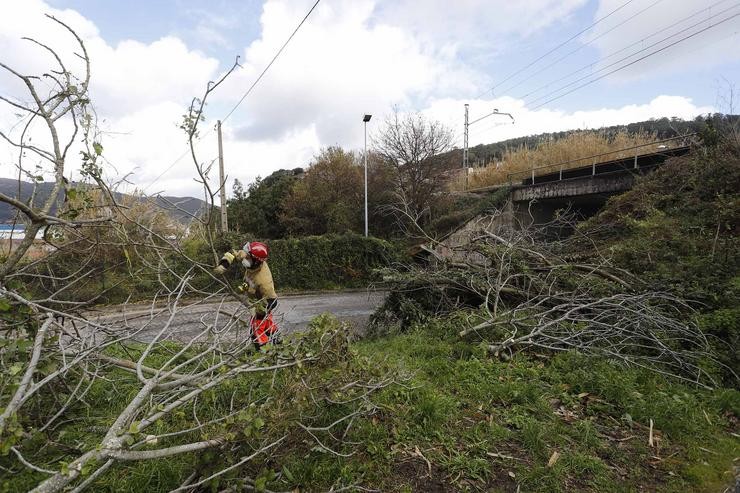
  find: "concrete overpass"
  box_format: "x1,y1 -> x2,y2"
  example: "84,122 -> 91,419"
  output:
505,144 -> 692,226
431,139 -> 696,260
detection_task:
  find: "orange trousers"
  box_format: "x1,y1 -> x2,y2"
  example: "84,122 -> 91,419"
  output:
250,313 -> 278,346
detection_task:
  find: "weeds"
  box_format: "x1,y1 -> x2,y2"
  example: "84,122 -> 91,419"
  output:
453,130 -> 664,190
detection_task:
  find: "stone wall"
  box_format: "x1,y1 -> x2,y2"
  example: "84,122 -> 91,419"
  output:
432,212 -> 512,265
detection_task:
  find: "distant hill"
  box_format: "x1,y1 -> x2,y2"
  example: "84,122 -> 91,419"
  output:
0,178 -> 208,224
450,114 -> 739,166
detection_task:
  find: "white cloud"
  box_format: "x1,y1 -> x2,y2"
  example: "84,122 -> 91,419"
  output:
216,0 -> 594,147
0,0 -> 219,118
589,0 -> 740,80
375,0 -> 588,55
97,102 -> 188,183
0,0 -> 726,199
0,0 -> 220,195
216,0 -> 476,145
90,37 -> 218,117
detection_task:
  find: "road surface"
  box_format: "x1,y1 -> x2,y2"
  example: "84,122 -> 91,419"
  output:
87,290 -> 386,342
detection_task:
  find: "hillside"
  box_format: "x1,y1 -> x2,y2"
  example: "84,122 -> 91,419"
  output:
449,114 -> 739,166
0,178 -> 208,224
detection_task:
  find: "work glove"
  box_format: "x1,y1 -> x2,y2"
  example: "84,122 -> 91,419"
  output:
213,265 -> 227,275
238,283 -> 257,296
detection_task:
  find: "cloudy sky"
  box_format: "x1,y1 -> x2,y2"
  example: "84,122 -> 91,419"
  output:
1,0 -> 738,198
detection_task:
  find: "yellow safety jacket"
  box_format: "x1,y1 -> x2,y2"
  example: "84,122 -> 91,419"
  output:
220,250 -> 277,316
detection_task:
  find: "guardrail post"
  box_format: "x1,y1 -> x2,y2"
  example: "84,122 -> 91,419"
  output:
634,153 -> 638,169
592,159 -> 596,176
531,168 -> 535,184
559,167 -> 563,181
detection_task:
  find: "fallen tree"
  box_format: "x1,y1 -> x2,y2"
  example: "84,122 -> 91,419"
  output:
0,18 -> 400,492
374,207 -> 734,389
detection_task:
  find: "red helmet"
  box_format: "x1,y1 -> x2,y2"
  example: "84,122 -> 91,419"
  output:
245,241 -> 269,261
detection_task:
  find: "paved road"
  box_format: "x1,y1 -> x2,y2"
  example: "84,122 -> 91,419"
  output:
87,290 -> 386,342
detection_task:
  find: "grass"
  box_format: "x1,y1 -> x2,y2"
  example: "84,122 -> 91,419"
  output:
2,313 -> 737,492
346,325 -> 738,492
452,130 -> 666,190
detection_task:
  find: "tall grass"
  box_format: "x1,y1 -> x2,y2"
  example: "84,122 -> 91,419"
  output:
455,130 -> 665,190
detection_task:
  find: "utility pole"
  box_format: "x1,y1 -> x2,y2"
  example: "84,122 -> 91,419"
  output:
463,105 -> 515,189
463,104 -> 469,189
217,120 -> 228,233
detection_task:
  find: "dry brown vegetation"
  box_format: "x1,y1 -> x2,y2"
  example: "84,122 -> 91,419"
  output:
455,130 -> 669,190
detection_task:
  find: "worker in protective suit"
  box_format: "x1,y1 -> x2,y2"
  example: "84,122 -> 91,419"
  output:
213,241 -> 279,347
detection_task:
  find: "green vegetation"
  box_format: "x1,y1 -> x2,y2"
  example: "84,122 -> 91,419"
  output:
212,232 -> 402,291
268,233 -> 401,290
280,147 -> 366,236
2,314 -> 736,492
581,137 -> 738,308
16,231 -> 399,306
457,114 -> 739,170
348,318 -> 739,493
228,169 -> 304,238
577,131 -> 740,382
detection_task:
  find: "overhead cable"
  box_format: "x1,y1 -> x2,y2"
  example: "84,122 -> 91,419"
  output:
528,11 -> 740,110
475,0 -> 637,99
143,0 -> 321,192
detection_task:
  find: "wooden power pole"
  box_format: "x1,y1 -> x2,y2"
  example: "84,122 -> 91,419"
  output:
217,120 -> 228,233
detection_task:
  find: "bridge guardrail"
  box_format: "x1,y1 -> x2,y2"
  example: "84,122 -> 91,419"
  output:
507,133 -> 697,186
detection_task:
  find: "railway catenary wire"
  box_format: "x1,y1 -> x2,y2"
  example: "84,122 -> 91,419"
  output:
513,0 -> 736,101
143,0 -> 321,193
494,0 -> 667,97
465,2 -> 738,149
475,0 -> 638,99
522,2 -> 740,107
526,10 -> 740,110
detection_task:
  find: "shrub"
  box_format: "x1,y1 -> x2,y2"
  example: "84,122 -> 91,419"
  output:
268,234 -> 401,290
209,232 -> 402,291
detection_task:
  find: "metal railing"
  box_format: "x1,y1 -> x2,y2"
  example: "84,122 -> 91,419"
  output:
506,133 -> 697,186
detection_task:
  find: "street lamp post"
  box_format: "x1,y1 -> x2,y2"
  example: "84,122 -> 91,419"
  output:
363,114 -> 372,237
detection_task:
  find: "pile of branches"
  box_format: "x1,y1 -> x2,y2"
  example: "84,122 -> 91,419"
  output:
380,210 -> 733,388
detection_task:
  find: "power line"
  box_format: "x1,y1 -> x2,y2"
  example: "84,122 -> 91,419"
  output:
467,121 -> 512,147
524,5 -> 740,107
142,149 -> 195,193
143,0 -> 321,192
221,0 -> 321,124
465,11 -> 737,151
516,0 -> 736,102
475,0 -> 637,99
495,0 -> 666,97
528,11 -> 740,110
